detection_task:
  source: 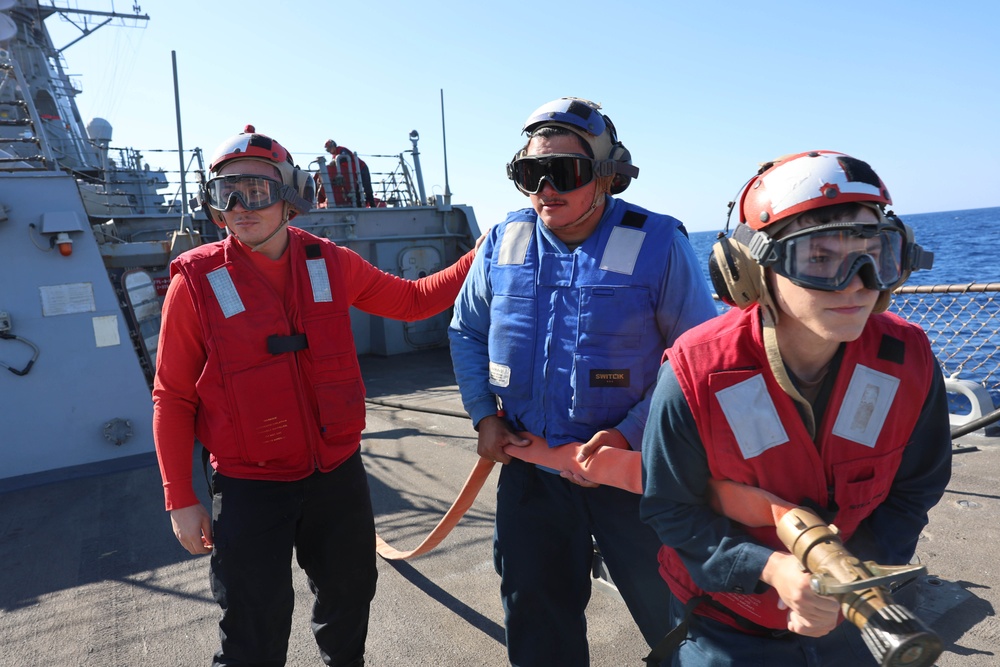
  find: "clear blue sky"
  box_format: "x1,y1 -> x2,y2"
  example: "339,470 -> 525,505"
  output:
45,0 -> 999,232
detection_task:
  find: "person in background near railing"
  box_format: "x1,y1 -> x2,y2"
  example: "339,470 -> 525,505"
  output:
151,125 -> 477,667
448,97 -> 718,666
639,151 -> 949,666
318,138 -> 377,208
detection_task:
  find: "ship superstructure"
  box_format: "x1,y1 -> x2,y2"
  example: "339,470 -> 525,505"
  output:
0,1 -> 479,487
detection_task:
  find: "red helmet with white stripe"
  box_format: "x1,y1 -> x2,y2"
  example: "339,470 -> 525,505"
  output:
209,124 -> 297,174
203,125 -> 314,224
739,150 -> 892,231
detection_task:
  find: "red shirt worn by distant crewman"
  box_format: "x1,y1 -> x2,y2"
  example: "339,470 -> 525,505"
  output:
153,227 -> 473,511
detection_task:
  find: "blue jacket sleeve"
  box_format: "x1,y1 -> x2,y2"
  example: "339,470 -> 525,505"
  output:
640,361 -> 773,595
616,229 -> 719,449
448,227 -> 498,428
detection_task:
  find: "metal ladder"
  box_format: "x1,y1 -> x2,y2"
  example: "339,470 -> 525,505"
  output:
0,49 -> 55,170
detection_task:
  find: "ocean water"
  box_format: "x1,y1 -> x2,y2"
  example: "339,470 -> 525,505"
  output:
684,206 -> 1000,289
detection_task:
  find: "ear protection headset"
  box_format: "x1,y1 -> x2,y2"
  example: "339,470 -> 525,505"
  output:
284,165 -> 316,216
709,221 -> 765,308
606,141 -> 635,195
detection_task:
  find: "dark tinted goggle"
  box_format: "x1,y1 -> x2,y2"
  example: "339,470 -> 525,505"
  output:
751,223 -> 906,292
205,175 -> 284,212
507,154 -> 596,195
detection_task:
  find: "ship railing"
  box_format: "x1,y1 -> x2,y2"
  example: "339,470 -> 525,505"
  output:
366,152 -> 421,207
77,145 -> 206,219
889,282 -> 1000,433
81,141 -> 435,220
0,59 -> 54,170
305,150 -> 424,209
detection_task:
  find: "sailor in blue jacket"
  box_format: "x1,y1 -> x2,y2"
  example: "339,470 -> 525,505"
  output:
449,97 -> 718,666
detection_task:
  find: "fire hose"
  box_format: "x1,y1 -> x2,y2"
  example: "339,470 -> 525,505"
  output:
371,421 -> 944,666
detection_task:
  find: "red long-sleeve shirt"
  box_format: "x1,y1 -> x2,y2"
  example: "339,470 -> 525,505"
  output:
153,236 -> 474,511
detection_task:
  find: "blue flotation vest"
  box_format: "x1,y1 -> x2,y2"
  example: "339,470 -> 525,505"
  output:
487,198 -> 683,445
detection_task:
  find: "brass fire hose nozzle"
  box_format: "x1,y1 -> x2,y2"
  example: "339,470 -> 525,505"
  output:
775,507 -> 943,667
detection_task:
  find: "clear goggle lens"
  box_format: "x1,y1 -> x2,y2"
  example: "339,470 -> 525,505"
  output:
771,224 -> 905,292
508,154 -> 596,194
205,175 -> 283,212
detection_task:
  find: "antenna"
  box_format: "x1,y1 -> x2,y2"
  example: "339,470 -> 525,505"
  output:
440,89 -> 451,205
408,129 -> 426,205
171,50 -> 189,229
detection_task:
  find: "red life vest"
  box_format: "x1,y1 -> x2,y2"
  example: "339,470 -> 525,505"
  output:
325,146 -> 366,206
658,305 -> 935,631
170,227 -> 365,480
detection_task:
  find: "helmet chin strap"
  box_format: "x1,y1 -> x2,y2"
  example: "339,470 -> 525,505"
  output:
757,281 -> 817,439
560,179 -> 610,233
245,204 -> 291,254
737,262 -> 817,437
567,191 -> 603,229
249,221 -> 289,253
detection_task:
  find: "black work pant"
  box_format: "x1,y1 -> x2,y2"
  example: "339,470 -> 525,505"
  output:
209,449 -> 376,667
495,458 -> 674,666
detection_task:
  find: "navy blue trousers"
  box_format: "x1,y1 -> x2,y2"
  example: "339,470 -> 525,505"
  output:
209,449 -> 375,667
495,458 -> 673,667
662,596 -> 878,667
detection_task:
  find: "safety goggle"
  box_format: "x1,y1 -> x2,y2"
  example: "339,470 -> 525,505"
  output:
204,175 -> 284,212
507,154 -> 596,195
752,223 -> 906,292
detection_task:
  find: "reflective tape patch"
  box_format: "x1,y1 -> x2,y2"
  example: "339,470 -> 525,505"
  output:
498,222 -> 534,266
306,258 -> 333,303
489,361 -> 511,388
831,364 -> 899,448
206,267 -> 246,318
716,374 -> 788,459
599,226 -> 645,275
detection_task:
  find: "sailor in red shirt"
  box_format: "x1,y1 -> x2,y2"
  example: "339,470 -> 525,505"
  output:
152,126 -> 475,667
318,138 -> 376,207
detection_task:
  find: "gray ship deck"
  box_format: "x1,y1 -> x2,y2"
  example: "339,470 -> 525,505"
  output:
1,348 -> 997,666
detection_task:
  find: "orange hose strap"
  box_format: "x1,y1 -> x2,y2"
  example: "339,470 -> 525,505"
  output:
374,434 -> 795,559
507,432 -> 643,493
703,479 -> 796,528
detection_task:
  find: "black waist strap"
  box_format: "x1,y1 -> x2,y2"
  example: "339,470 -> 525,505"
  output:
643,595 -> 788,665
644,595 -> 707,666
267,333 -> 308,355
